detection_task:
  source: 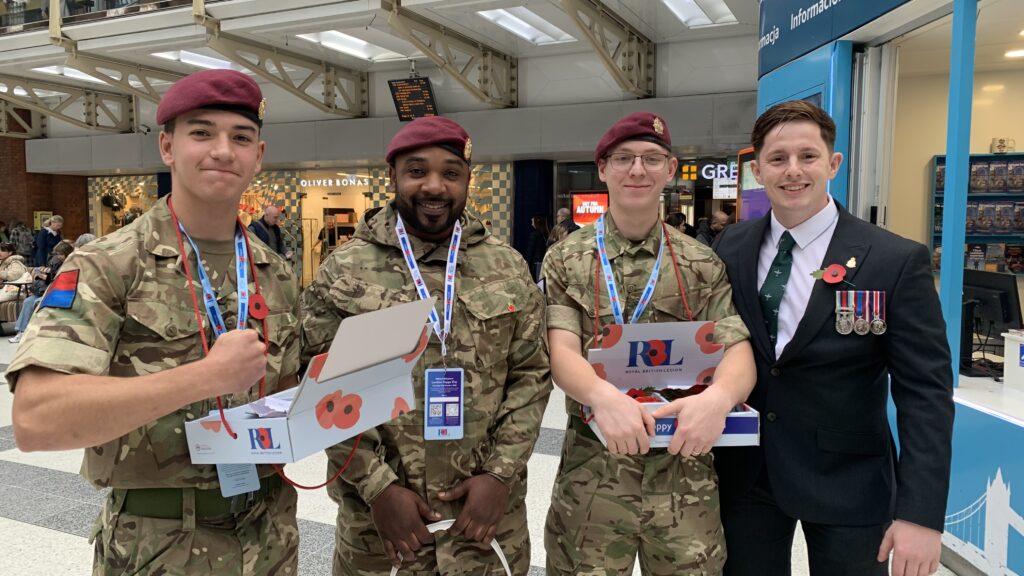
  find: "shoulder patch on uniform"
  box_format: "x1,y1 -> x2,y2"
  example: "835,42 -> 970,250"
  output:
40,269 -> 79,310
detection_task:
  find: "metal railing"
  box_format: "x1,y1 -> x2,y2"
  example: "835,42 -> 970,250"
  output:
0,0 -> 215,32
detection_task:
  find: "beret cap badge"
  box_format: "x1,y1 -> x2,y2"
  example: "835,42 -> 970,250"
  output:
464,138 -> 473,161
258,98 -> 267,120
653,117 -> 664,136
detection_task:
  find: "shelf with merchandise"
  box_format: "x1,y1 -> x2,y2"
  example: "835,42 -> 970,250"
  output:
931,153 -> 1024,276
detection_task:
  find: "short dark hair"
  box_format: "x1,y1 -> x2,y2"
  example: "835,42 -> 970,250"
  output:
665,212 -> 686,228
163,119 -> 175,134
0,242 -> 14,253
751,100 -> 836,156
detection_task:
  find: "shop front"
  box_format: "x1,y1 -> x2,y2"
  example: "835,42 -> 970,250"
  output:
87,161 -> 515,287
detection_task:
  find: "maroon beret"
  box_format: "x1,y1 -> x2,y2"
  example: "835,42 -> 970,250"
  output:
594,112 -> 672,162
386,116 -> 472,164
156,69 -> 265,126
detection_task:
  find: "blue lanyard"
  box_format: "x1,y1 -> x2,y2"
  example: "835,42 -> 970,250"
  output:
595,214 -> 665,325
178,224 -> 250,336
395,215 -> 462,357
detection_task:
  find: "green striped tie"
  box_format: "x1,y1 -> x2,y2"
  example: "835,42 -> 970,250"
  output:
759,231 -> 796,345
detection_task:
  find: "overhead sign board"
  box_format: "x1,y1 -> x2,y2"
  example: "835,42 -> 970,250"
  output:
388,77 -> 439,121
758,0 -> 909,77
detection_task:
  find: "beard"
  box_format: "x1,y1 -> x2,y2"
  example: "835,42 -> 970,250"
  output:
394,192 -> 466,240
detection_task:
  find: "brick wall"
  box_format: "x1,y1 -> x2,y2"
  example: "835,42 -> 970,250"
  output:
0,137 -> 89,238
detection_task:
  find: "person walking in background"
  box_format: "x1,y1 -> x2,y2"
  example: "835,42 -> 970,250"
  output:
526,214 -> 550,281
696,210 -> 729,246
32,215 -> 63,266
548,206 -> 580,246
249,204 -> 293,260
666,211 -> 696,237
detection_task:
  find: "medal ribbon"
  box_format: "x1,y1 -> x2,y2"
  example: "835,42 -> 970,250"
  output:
874,291 -> 885,324
855,291 -> 865,321
177,225 -> 250,335
395,215 -> 461,357
595,214 -> 665,325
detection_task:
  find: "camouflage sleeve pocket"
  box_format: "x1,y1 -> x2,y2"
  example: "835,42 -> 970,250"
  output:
124,299 -> 201,340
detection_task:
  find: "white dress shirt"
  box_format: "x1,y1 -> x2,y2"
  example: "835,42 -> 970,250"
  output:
757,198 -> 840,358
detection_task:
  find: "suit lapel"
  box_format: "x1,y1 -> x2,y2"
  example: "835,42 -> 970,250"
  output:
730,215 -> 774,362
777,208 -> 870,365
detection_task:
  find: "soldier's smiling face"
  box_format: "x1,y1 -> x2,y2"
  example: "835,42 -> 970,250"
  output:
598,140 -> 678,218
390,146 -> 470,241
159,109 -> 265,207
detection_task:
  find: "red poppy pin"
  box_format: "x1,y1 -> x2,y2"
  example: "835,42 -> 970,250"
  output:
811,262 -> 854,286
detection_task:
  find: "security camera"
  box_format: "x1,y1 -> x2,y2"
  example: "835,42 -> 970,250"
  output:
139,124 -> 152,135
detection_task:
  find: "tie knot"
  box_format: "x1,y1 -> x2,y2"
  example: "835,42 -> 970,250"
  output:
778,231 -> 796,254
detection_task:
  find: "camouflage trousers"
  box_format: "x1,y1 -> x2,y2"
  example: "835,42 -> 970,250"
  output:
90,483 -> 299,576
544,427 -> 726,576
331,483 -> 530,575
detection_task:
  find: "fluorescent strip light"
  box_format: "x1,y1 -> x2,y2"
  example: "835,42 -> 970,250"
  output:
152,50 -> 236,70
662,0 -> 737,28
31,65 -> 106,85
297,31 -> 406,62
1006,49 -> 1024,58
477,7 -> 575,46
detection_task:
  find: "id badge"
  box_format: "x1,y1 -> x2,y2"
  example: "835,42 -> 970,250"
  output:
216,463 -> 260,498
424,367 -> 464,441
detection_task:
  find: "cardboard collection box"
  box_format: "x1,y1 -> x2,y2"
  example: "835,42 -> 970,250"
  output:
185,298 -> 435,464
583,321 -> 760,449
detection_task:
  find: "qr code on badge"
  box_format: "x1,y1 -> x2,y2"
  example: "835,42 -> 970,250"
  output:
446,404 -> 460,418
429,404 -> 442,418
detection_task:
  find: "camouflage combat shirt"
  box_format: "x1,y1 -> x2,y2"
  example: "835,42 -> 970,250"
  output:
300,204 -> 551,552
5,197 -> 301,490
541,213 -> 750,418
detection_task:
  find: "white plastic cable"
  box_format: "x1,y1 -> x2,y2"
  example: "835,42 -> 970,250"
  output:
387,519 -> 512,576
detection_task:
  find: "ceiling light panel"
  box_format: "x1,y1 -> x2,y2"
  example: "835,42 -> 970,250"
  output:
152,50 -> 239,71
662,0 -> 738,28
477,7 -> 576,46
297,31 -> 406,62
31,65 -> 106,85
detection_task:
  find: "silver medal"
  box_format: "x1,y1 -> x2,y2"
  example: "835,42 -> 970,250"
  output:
853,317 -> 871,336
870,318 -> 887,335
835,307 -> 854,335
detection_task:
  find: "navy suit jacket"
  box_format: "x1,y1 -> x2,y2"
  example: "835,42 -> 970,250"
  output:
712,204 -> 954,531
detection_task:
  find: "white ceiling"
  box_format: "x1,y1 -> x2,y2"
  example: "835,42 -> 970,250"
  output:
0,0 -> 759,96
897,0 -> 1024,77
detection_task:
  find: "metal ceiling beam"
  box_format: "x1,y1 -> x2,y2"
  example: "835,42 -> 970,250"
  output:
0,74 -> 133,133
383,1 -> 517,108
63,52 -> 184,105
561,0 -> 655,98
195,0 -> 367,117
0,102 -> 45,139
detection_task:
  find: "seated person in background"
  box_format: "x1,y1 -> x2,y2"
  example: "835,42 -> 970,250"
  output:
9,241 -> 74,344
0,242 -> 31,302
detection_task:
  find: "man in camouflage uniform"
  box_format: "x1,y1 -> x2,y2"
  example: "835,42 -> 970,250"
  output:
542,112 -> 756,575
7,69 -> 301,575
301,116 -> 551,575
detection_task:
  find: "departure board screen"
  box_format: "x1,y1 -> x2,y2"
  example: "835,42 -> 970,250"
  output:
388,77 -> 439,121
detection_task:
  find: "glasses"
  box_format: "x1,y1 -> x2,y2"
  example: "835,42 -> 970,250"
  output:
605,153 -> 671,172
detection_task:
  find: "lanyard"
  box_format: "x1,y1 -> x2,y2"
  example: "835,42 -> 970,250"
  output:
595,214 -> 665,325
177,224 -> 249,336
395,215 -> 461,357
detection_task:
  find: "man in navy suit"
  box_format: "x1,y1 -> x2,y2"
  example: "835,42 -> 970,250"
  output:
713,100 -> 954,576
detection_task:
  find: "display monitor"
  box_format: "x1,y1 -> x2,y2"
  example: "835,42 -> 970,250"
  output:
736,147 -> 771,222
387,77 -> 439,121
960,269 -> 1023,376
571,191 -> 608,226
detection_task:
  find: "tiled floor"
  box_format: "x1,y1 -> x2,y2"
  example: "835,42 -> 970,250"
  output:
0,336 -> 958,575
